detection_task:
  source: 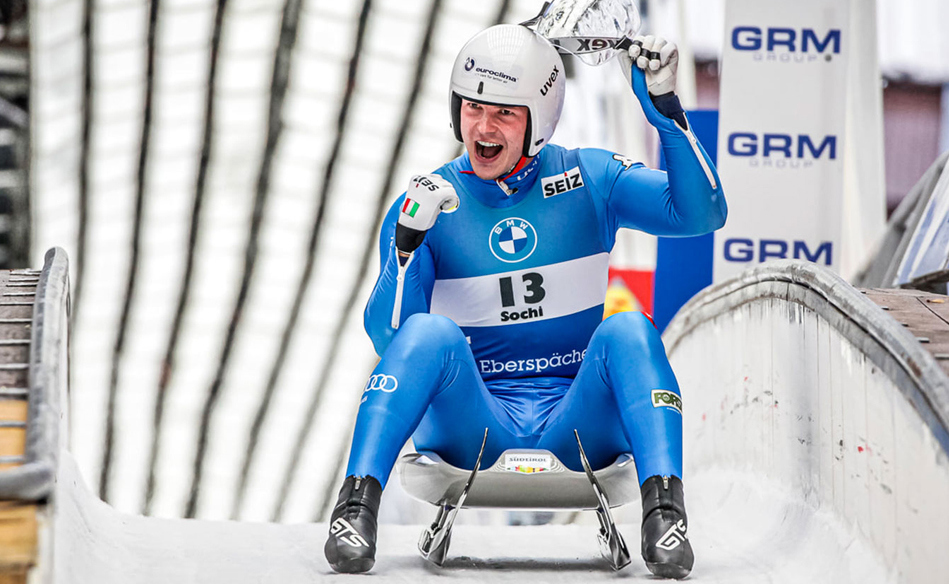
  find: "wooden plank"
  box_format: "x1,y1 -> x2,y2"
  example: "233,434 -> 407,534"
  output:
0,502 -> 36,580
0,401 -> 27,422
862,288 -> 949,377
0,399 -> 26,469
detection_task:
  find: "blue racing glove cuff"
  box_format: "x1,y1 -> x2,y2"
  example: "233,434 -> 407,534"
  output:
651,92 -> 688,131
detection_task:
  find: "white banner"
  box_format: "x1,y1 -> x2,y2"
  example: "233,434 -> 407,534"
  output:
714,0 -> 851,281
430,253 -> 610,327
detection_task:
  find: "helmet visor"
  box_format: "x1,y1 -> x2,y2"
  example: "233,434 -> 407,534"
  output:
533,0 -> 642,66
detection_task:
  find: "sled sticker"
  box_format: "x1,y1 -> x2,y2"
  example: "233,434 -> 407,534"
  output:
504,453 -> 552,474
651,390 -> 682,414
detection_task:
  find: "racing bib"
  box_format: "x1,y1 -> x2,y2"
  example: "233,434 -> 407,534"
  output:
429,252 -> 609,327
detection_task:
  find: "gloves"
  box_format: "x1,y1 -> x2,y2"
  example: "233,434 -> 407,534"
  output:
396,174 -> 459,256
618,35 -> 686,130
399,174 -> 459,232
628,35 -> 678,96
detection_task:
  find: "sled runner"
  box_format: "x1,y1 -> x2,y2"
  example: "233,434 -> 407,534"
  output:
397,429 -> 636,570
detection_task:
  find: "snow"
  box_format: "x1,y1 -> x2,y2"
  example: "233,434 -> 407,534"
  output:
53,451 -> 892,583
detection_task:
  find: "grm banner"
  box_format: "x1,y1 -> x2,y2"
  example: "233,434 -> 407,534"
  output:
714,0 -> 851,281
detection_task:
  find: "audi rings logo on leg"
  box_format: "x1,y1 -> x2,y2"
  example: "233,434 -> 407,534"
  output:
364,374 -> 399,393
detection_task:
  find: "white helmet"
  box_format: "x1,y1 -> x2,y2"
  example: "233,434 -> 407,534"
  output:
449,24 -> 566,158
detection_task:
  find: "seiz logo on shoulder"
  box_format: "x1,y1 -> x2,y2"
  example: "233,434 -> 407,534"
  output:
542,167 -> 584,198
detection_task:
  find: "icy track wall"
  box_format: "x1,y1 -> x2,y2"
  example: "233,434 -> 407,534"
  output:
663,259 -> 949,583
0,248 -> 70,583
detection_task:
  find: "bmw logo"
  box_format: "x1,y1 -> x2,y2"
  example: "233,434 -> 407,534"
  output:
465,57 -> 475,71
489,218 -> 537,263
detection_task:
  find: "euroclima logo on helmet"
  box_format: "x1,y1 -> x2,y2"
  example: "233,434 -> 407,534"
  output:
466,57 -> 519,85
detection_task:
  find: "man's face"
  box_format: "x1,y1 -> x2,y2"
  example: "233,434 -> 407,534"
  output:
459,99 -> 529,180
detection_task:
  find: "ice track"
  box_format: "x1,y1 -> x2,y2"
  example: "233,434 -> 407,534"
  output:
52,453 -> 895,583
13,253 -> 949,582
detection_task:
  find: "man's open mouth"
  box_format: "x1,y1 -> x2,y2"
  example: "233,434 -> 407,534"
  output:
476,140 -> 503,161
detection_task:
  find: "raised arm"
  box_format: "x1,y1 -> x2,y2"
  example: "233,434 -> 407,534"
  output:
364,197 -> 436,356
364,175 -> 457,355
591,36 -> 726,237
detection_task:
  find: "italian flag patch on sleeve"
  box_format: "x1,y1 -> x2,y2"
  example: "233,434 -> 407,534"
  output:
402,199 -> 420,218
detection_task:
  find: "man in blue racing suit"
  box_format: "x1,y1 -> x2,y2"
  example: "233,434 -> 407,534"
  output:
324,23 -> 726,578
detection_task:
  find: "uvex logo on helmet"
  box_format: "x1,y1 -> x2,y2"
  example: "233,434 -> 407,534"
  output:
540,65 -> 560,96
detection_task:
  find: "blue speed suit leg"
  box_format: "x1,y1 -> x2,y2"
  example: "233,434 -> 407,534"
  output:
537,311 -> 683,484
346,311 -> 684,488
346,314 -> 529,488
